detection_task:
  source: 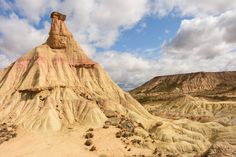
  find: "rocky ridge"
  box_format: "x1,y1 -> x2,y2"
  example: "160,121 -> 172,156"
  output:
130,71 -> 236,125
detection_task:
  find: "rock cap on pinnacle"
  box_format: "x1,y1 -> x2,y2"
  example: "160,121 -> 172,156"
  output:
50,11 -> 66,21
46,11 -> 74,49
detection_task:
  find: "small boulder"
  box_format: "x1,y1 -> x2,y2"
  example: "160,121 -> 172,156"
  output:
85,132 -> 94,139
131,139 -> 141,145
86,128 -> 94,132
120,119 -> 134,132
103,125 -> 109,129
117,130 -> 133,138
90,145 -> 96,151
11,133 -> 17,138
105,121 -> 112,125
84,139 -> 93,146
103,110 -> 117,118
116,132 -> 121,138
138,122 -> 145,129
153,148 -> 162,156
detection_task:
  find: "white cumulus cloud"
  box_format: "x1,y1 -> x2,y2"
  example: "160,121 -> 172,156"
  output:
152,0 -> 236,17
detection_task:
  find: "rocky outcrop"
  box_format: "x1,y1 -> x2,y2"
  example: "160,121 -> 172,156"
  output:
131,72 -> 236,94
0,123 -> 17,144
202,142 -> 236,157
46,12 -> 73,49
0,12 -> 153,131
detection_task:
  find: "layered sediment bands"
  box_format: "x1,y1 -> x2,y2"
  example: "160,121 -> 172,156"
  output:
0,12 -> 153,131
0,45 -> 152,131
130,72 -> 236,125
130,71 -> 236,155
131,72 -> 236,94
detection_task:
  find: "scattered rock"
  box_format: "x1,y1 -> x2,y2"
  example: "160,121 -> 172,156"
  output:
120,119 -> 134,132
116,124 -> 122,129
116,132 -> 121,138
153,148 -> 162,156
0,123 -> 17,144
166,154 -> 177,157
138,122 -> 145,129
11,133 -> 17,138
116,130 -> 133,138
86,128 -> 94,132
127,148 -> 131,151
103,110 -> 117,118
131,139 -> 141,145
90,145 -> 96,151
85,132 -> 94,139
84,139 -> 93,146
122,131 -> 130,138
149,133 -> 155,139
103,125 -> 109,129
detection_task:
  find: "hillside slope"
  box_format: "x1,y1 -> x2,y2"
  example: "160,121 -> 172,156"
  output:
0,12 -> 153,131
130,72 -> 236,125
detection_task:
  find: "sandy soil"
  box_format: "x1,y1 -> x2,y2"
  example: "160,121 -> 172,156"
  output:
0,126 -> 152,157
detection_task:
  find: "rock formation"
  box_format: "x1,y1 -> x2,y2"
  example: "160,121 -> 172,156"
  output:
202,142 -> 236,157
130,71 -> 236,125
0,12 -> 236,157
0,11 -> 152,131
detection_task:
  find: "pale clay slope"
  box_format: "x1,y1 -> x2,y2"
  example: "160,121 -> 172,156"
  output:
130,72 -> 236,126
0,12 -> 153,131
144,95 -> 236,125
0,12 -> 235,157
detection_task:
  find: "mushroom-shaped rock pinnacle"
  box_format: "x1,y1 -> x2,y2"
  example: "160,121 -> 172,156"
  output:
46,11 -> 74,49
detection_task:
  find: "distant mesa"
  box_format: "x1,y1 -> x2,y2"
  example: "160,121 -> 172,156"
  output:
130,71 -> 236,125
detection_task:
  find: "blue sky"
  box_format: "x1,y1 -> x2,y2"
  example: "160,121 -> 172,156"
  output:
0,0 -> 236,90
94,15 -> 182,63
112,16 -> 181,52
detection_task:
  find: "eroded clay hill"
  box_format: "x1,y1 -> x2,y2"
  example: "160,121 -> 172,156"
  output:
130,72 -> 236,125
0,12 -> 152,131
0,12 -> 236,157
